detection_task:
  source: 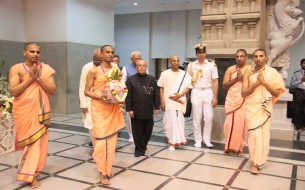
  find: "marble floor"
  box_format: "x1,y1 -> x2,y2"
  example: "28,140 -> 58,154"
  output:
1,112 -> 305,190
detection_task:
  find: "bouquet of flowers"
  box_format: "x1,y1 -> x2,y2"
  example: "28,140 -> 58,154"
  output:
101,65 -> 128,109
0,76 -> 13,119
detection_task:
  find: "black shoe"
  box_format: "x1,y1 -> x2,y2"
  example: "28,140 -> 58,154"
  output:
88,142 -> 93,147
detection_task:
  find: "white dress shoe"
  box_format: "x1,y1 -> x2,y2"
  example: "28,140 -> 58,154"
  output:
169,146 -> 175,150
203,140 -> 214,148
194,142 -> 201,148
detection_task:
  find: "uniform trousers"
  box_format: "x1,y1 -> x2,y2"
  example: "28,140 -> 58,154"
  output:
191,88 -> 214,143
293,88 -> 305,130
131,118 -> 154,156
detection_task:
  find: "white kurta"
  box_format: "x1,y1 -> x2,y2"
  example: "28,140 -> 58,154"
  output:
79,61 -> 95,129
158,69 -> 192,146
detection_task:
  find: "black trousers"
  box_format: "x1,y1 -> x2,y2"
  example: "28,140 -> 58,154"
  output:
293,88 -> 305,130
131,118 -> 154,156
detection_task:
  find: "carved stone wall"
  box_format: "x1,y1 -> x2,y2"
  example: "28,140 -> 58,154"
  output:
201,0 -> 266,57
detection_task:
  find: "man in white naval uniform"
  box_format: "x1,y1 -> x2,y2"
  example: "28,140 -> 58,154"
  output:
187,44 -> 219,148
79,48 -> 101,147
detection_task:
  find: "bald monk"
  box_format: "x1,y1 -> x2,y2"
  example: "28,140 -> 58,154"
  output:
85,45 -> 125,185
242,49 -> 285,174
9,42 -> 56,189
223,49 -> 251,157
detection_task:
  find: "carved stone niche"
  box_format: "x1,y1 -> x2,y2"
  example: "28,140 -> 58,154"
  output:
231,12 -> 260,48
203,0 -> 226,14
200,14 -> 227,48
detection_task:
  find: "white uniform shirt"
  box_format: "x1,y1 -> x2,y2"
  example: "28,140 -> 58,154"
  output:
187,59 -> 218,89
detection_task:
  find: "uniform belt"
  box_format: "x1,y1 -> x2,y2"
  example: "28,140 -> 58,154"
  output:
195,87 -> 211,90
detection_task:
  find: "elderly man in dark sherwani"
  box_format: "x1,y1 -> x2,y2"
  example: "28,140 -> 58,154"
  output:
125,59 -> 160,157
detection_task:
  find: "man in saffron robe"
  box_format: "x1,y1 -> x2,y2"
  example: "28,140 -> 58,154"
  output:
223,49 -> 251,156
9,42 -> 56,189
85,45 -> 125,185
241,49 -> 285,174
158,55 -> 192,150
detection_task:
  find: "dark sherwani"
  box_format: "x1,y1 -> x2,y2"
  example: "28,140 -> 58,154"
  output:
126,73 -> 160,157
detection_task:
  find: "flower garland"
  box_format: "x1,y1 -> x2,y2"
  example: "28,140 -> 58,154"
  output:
0,95 -> 13,119
107,66 -> 128,109
0,76 -> 13,120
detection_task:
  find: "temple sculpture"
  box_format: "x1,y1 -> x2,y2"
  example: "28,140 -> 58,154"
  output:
267,0 -> 304,81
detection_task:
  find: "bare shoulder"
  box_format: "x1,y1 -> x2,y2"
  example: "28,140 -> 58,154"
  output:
9,63 -> 22,74
226,65 -> 236,73
87,67 -> 98,77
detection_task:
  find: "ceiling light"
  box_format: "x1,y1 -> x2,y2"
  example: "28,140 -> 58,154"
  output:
134,2 -> 138,6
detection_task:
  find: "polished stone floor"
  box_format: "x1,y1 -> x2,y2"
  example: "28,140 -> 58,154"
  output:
0,112 -> 305,190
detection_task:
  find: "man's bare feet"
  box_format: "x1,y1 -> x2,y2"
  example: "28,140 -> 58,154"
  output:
100,175 -> 110,185
250,165 -> 259,175
109,172 -> 114,178
238,152 -> 244,157
31,177 -> 41,189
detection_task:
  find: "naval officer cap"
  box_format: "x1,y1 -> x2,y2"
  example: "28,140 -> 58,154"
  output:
194,43 -> 207,54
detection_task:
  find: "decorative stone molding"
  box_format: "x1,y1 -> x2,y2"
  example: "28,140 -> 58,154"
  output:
201,0 -> 265,54
231,12 -> 260,23
200,14 -> 227,24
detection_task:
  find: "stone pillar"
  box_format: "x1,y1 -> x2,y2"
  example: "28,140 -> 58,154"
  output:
216,23 -> 224,40
217,0 -> 225,13
250,0 -> 256,12
236,0 -> 244,12
234,23 -> 243,39
248,22 -> 257,39
203,24 -> 212,40
204,0 -> 213,14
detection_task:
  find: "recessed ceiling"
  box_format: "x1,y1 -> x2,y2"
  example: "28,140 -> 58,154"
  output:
113,0 -> 202,15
